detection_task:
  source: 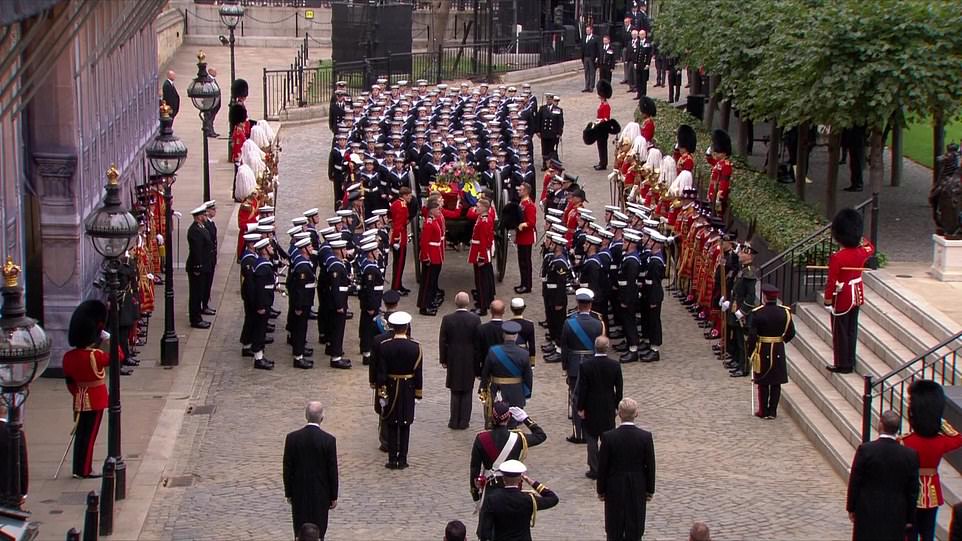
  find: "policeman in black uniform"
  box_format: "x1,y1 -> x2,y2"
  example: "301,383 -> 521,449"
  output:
186,204 -> 214,329
327,239 -> 353,369
560,289 -> 605,444
375,311 -> 423,469
288,237 -> 315,369
251,238 -> 275,370
358,240 -> 385,365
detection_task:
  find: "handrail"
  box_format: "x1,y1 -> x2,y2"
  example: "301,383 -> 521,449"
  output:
874,330 -> 962,385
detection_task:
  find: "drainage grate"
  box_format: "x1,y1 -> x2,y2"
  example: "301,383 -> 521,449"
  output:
895,274 -> 913,278
163,475 -> 194,488
186,404 -> 216,415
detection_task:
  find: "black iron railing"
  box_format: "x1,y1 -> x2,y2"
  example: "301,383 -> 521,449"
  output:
263,34 -> 331,120
758,195 -> 877,306
861,329 -> 962,442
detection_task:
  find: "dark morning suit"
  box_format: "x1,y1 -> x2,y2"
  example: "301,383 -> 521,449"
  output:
846,436 -> 920,541
440,308 -> 482,429
283,424 -> 338,538
597,423 -> 656,541
576,353 -> 623,475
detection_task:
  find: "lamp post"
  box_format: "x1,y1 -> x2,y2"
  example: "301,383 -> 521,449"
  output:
186,51 -> 221,202
0,257 -> 51,511
83,165 -> 139,513
218,3 -> 244,86
145,102 -> 188,367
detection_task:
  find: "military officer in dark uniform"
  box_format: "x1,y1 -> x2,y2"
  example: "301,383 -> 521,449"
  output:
480,321 -> 534,427
358,240 -> 384,365
508,298 -> 536,367
538,95 -> 564,170
288,237 -> 315,369
748,284 -> 795,419
202,200 -> 218,316
477,460 -> 559,541
561,289 -> 606,444
543,233 -> 571,364
374,311 -> 423,469
251,238 -> 276,370
371,289 -> 402,451
327,239 -> 353,369
187,205 -> 214,328
725,243 -> 760,378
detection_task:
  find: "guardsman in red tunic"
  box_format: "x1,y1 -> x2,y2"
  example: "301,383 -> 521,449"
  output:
390,186 -> 413,295
417,200 -> 443,316
901,380 -> 962,541
675,124 -> 696,174
824,208 -> 875,374
62,300 -> 111,479
469,198 -> 496,315
707,129 -> 733,217
639,97 -> 656,143
594,80 -> 613,170
515,182 -> 538,294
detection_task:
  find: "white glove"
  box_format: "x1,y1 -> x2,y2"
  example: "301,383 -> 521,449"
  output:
379,398 -> 387,408
721,301 -> 731,312
508,406 -> 528,422
147,273 -> 155,281
735,310 -> 744,321
392,243 -> 400,250
156,234 -> 165,246
100,330 -> 111,343
173,210 -> 182,218
823,304 -> 833,313
718,296 -> 727,307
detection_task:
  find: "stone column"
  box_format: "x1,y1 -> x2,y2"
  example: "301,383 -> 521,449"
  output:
32,151 -> 81,375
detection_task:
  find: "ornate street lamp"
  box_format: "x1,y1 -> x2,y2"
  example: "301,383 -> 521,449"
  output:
186,51 -> 220,202
145,102 -> 188,367
218,3 -> 244,86
83,165 -> 139,527
0,257 -> 51,511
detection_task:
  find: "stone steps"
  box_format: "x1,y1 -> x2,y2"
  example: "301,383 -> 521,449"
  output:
782,271 -> 962,539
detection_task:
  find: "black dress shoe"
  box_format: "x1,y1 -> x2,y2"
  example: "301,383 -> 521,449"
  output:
566,435 -> 586,443
585,470 -> 598,480
346,310 -> 355,319
264,336 -> 274,344
613,342 -> 628,353
609,329 -> 624,339
73,472 -> 102,479
123,358 -> 140,367
514,286 -> 531,294
619,351 -> 638,363
825,365 -> 853,374
242,348 -> 253,357
419,308 -> 437,316
543,353 -> 562,363
120,366 -> 134,376
330,358 -> 353,369
270,309 -> 282,317
729,370 -> 749,377
190,321 -> 211,329
308,311 -> 318,320
541,343 -> 556,353
266,324 -> 276,333
398,289 -> 410,296
593,165 -> 606,171
723,360 -> 738,369
254,358 -> 274,370
201,308 -> 216,316
640,350 -> 660,362
842,185 -> 863,192
538,320 -> 548,328
302,347 -> 314,357
293,357 -> 314,369
397,461 -> 409,469
385,462 -> 399,469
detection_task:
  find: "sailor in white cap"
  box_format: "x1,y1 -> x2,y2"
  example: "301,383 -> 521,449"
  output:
373,311 -> 422,469
326,239 -> 353,370
559,287 -> 605,444
249,238 -> 276,370
239,233 -> 264,358
638,228 -> 667,362
508,297 -> 536,366
579,234 -> 610,326
477,459 -> 558,541
288,237 -> 316,369
357,241 -> 385,366
187,204 -> 214,329
615,232 -> 646,363
542,231 -> 571,364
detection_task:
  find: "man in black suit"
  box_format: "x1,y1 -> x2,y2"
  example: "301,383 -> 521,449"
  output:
618,17 -> 634,85
561,289 -> 605,444
186,205 -> 214,328
599,35 -> 616,84
478,460 -> 559,541
597,397 -> 656,541
440,292 -> 482,429
581,25 -> 600,93
162,70 -> 179,124
846,410 -> 919,541
283,401 -> 338,539
577,336 -> 623,480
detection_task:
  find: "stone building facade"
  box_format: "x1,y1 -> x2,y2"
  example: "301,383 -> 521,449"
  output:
0,0 -> 167,372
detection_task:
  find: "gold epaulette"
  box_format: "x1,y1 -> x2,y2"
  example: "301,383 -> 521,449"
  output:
943,420 -> 959,437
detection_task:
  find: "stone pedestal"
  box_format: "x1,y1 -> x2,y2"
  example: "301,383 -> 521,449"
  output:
930,234 -> 962,281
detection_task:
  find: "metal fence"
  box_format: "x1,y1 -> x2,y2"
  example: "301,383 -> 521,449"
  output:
262,31 -> 578,120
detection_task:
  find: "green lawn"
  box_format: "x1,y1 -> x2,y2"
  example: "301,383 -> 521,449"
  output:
897,116 -> 962,169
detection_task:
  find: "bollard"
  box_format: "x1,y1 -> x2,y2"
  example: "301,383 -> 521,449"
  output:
66,528 -> 80,541
99,458 -> 116,537
83,490 -> 99,541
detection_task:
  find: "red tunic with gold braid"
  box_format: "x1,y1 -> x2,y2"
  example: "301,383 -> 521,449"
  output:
134,240 -> 155,314
901,428 -> 962,508
236,195 -> 260,258
676,152 -> 695,173
63,348 -> 110,413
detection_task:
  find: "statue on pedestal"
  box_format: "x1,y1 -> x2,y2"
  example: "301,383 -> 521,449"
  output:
930,143 -> 962,239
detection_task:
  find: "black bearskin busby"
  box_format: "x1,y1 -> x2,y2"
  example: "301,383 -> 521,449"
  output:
908,379 -> 945,438
596,79 -> 613,100
228,103 -> 248,127
639,96 -> 657,118
231,78 -> 249,101
831,208 -> 863,249
501,201 -> 523,230
711,129 -> 732,157
68,300 -> 108,348
606,118 -> 622,135
677,124 -> 697,154
583,122 -> 598,145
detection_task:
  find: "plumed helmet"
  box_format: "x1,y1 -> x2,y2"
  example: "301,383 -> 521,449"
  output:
231,78 -> 249,100
677,124 -> 696,153
639,96 -> 657,118
596,79 -> 613,100
228,103 -> 248,127
68,300 -> 108,348
711,129 -> 732,156
908,379 -> 945,438
831,208 -> 863,248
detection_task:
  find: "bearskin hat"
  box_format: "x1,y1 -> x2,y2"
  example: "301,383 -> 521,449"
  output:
231,78 -> 249,100
606,118 -> 622,135
583,122 -> 598,145
596,79 -> 613,100
228,103 -> 248,127
831,208 -> 863,249
711,129 -> 732,157
908,379 -> 945,438
68,300 -> 108,348
639,96 -> 657,118
677,124 -> 697,154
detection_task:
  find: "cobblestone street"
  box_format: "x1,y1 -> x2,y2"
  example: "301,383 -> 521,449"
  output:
139,71 -> 851,541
